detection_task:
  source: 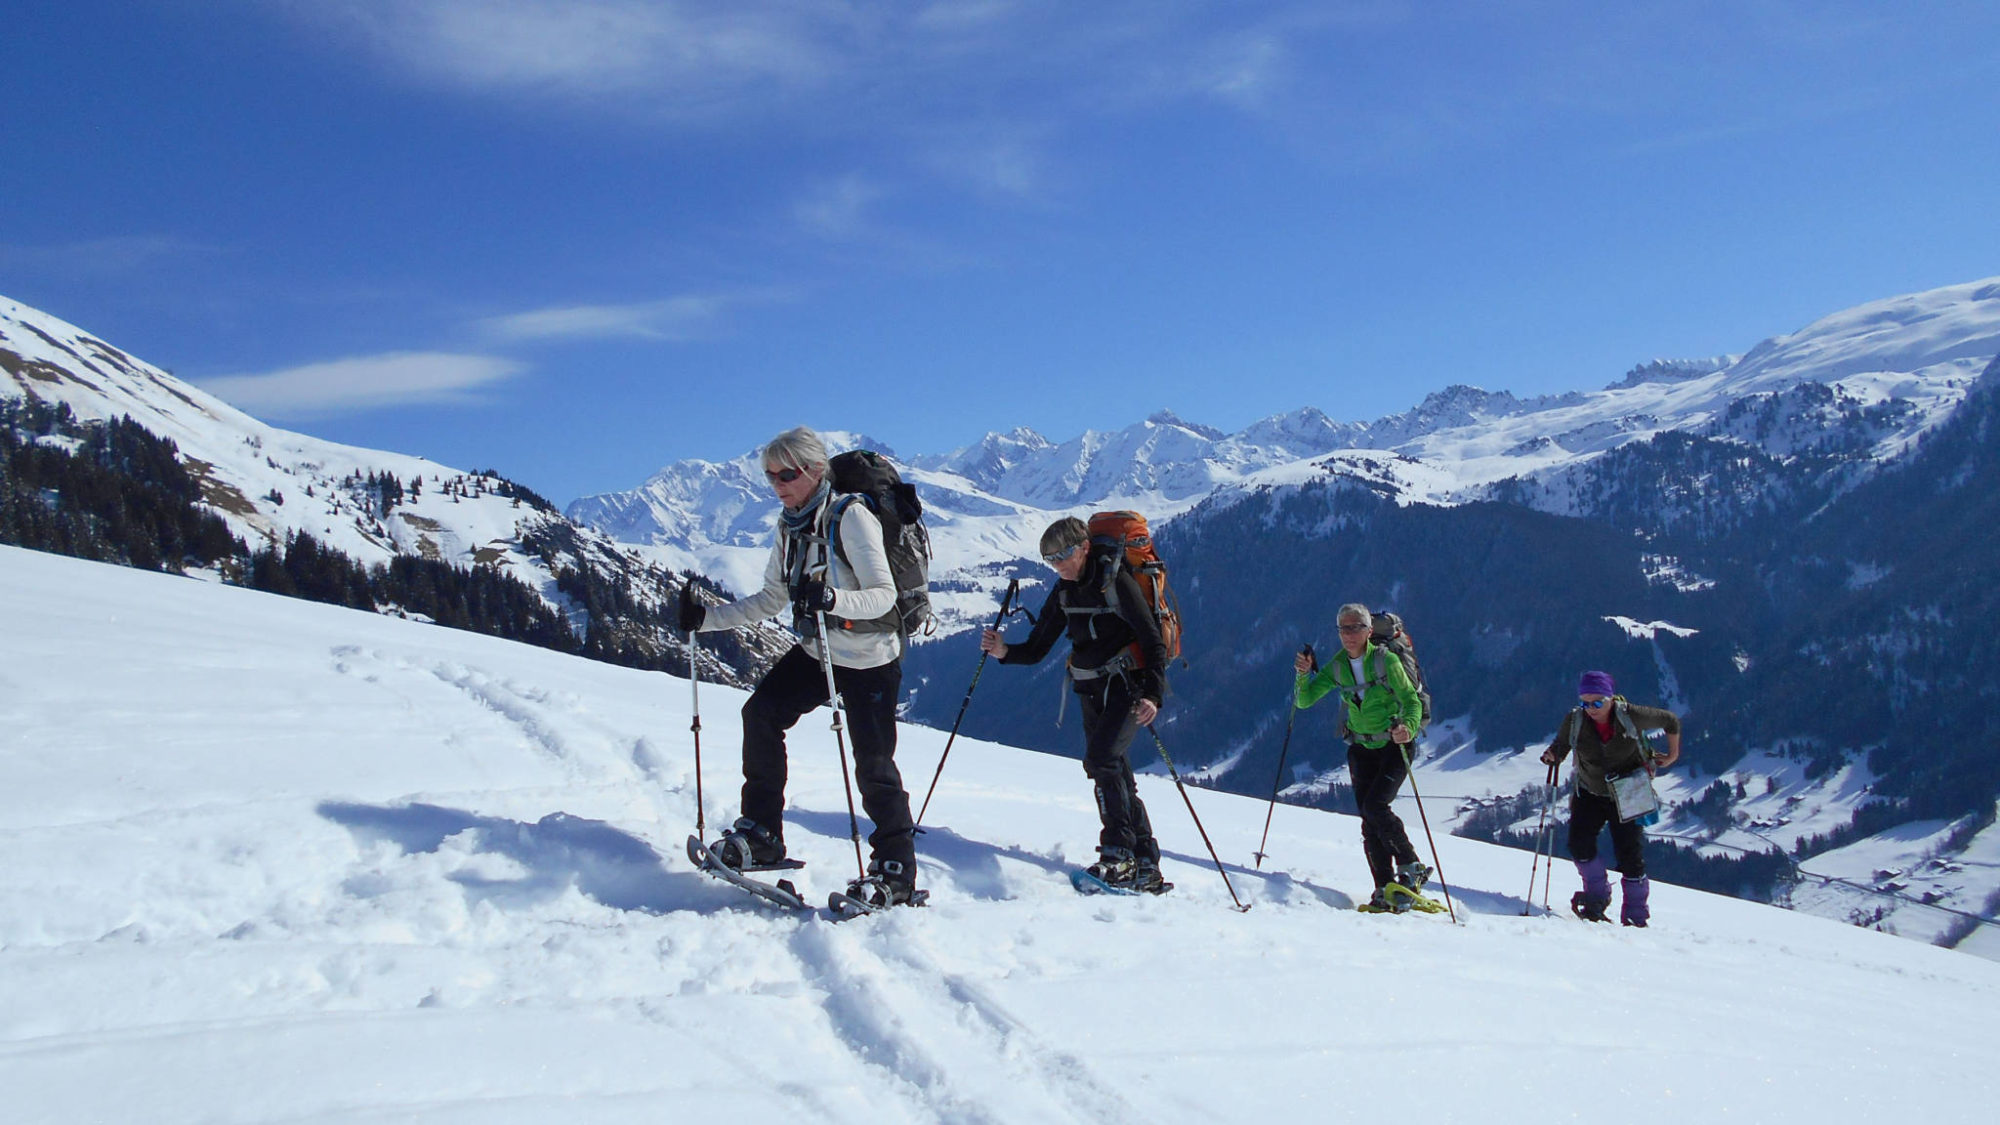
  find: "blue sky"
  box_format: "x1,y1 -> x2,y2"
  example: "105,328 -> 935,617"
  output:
5,1 -> 1998,505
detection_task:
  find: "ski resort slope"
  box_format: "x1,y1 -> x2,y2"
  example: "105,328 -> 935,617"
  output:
3,544 -> 1997,1125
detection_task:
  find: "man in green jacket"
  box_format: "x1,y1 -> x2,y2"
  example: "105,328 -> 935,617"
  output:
1294,603 -> 1431,911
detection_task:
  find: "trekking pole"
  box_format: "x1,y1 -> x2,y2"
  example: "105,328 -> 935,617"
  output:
811,604 -> 868,878
1253,644 -> 1313,868
1397,741 -> 1458,924
1542,770 -> 1561,912
1522,759 -> 1557,916
916,578 -> 1018,825
688,622 -> 706,838
1146,726 -> 1251,912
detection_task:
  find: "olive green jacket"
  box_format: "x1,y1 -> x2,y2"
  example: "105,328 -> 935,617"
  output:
1546,701 -> 1681,798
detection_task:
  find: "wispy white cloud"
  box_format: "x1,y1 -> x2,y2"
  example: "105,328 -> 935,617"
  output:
298,0 -> 845,110
478,290 -> 783,342
197,352 -> 526,417
0,235 -> 225,278
792,174 -> 888,240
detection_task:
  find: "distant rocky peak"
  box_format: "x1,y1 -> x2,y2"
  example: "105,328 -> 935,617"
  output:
1144,409 -> 1226,440
1610,357 -> 1734,390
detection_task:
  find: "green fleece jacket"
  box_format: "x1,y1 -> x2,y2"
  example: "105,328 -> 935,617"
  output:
1295,643 -> 1422,748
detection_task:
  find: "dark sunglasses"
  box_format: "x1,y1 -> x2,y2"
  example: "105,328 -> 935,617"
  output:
1043,543 -> 1082,565
764,467 -> 806,484
1337,623 -> 1369,634
1579,697 -> 1610,709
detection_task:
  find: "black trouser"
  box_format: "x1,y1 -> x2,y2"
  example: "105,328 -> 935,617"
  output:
1077,677 -> 1159,863
1347,740 -> 1420,889
1567,789 -> 1646,878
739,645 -> 916,874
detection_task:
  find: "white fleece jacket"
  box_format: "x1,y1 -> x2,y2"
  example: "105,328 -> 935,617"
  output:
698,495 -> 902,670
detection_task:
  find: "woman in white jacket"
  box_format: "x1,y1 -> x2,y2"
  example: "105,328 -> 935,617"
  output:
677,426 -> 920,908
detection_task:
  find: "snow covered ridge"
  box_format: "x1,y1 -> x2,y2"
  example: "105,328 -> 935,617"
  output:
0,295 -> 781,684
569,276 -> 2000,621
5,542 -> 2000,1122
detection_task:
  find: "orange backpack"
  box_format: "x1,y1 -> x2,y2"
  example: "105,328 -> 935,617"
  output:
1083,510 -> 1183,666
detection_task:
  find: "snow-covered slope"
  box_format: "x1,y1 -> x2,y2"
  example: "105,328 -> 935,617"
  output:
4,543 -> 1999,1123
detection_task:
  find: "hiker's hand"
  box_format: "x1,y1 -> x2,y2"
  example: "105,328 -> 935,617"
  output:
1540,748 -> 1560,766
794,577 -> 834,618
1294,651 -> 1316,675
1133,698 -> 1159,726
979,628 -> 1008,659
1390,720 -> 1412,745
677,586 -> 706,633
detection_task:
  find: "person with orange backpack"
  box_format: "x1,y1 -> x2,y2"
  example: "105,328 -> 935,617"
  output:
980,514 -> 1177,893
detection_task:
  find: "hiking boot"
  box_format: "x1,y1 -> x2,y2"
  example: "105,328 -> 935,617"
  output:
1129,858 -> 1168,895
1361,889 -> 1400,914
1570,891 -> 1611,923
1394,861 -> 1432,893
1085,847 -> 1138,888
710,817 -> 785,870
848,858 -> 918,908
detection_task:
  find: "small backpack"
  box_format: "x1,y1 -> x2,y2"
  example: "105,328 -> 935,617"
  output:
1058,510 -> 1183,667
821,449 -> 934,638
1368,609 -> 1432,729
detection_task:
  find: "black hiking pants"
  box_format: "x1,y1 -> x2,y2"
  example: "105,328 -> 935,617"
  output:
1567,789 -> 1646,878
1347,740 -> 1420,889
739,645 -> 917,875
1077,677 -> 1160,863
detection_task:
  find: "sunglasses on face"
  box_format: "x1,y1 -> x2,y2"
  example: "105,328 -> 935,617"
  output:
1043,543 -> 1082,565
1338,623 -> 1369,634
1579,697 -> 1610,709
765,467 -> 806,484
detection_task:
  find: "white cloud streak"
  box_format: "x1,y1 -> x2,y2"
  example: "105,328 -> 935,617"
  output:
478,291 -> 782,342
197,352 -> 526,417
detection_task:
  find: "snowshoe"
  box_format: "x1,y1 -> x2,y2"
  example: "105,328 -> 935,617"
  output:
708,816 -> 789,871
1571,891 -> 1612,923
686,835 -> 809,912
1084,847 -> 1138,889
828,859 -> 927,919
1383,881 -> 1446,914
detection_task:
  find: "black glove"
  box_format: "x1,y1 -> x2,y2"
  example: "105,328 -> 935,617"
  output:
794,577 -> 835,619
677,586 -> 706,633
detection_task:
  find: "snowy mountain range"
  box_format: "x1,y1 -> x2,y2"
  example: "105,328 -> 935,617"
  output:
568,277 -> 2000,634
5,542 -> 1998,1123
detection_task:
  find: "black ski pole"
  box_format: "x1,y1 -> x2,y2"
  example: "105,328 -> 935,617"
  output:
1253,644 -> 1314,869
1523,759 -> 1556,916
1397,741 -> 1458,924
688,621 -> 706,838
1147,726 -> 1251,912
810,603 -> 868,879
916,578 -> 1018,826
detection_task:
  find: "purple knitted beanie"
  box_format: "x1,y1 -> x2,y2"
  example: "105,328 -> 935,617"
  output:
1578,670 -> 1616,697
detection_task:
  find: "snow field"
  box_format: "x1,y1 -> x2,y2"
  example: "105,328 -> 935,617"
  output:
3,544 -> 1999,1123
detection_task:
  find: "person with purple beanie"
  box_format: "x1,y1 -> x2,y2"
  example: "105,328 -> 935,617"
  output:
1540,670 -> 1682,925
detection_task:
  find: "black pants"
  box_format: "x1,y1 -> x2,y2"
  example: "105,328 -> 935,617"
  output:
1348,741 -> 1420,889
739,645 -> 916,873
1077,678 -> 1159,863
1567,789 -> 1646,878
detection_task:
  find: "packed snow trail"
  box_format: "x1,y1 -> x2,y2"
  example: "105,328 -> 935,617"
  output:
3,544 -> 1999,1123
